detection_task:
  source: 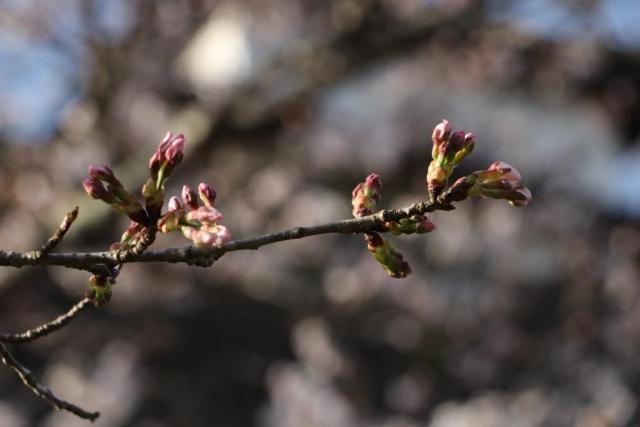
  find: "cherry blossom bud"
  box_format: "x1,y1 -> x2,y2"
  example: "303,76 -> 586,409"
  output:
385,215 -> 436,235
182,185 -> 199,210
469,161 -> 532,207
365,233 -> 412,278
189,224 -> 231,247
187,206 -> 223,224
158,211 -> 180,233
198,182 -> 217,207
83,178 -> 114,202
431,119 -> 451,154
87,274 -> 112,307
168,196 -> 183,212
352,173 -> 383,217
164,133 -> 185,166
88,165 -> 121,186
427,119 -> 475,198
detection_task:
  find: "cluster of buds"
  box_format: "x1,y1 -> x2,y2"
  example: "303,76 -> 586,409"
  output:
143,132 -> 186,219
426,119 -> 475,198
83,166 -> 148,224
425,119 -> 532,207
157,182 -> 231,247
352,173 -> 435,278
83,132 -> 233,304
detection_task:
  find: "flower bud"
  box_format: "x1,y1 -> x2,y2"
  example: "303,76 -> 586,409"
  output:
189,224 -> 231,247
83,178 -> 115,203
187,206 -> 223,224
352,173 -> 383,217
427,119 -> 475,197
88,165 -> 121,187
158,211 -> 180,233
198,182 -> 217,207
87,274 -> 112,307
164,133 -> 185,166
168,196 -> 183,212
385,215 -> 436,235
182,185 -> 199,210
364,233 -> 412,278
469,161 -> 532,207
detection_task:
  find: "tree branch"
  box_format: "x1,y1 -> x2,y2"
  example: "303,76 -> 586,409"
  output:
33,207 -> 79,258
0,342 -> 99,421
0,298 -> 91,344
0,198 -> 451,271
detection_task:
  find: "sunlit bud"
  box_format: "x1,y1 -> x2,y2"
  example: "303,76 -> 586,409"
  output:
168,196 -> 183,212
182,185 -> 198,210
187,206 -> 223,224
352,173 -> 383,217
198,182 -> 217,207
364,233 -> 412,278
83,178 -> 115,203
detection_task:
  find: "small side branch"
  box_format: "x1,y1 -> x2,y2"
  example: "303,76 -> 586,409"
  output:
0,343 -> 99,421
0,298 -> 91,344
34,207 -> 79,258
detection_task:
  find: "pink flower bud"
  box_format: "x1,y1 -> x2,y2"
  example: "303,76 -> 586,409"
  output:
470,161 -> 532,207
352,173 -> 383,217
168,196 -> 183,212
431,119 -> 451,147
164,133 -> 185,165
83,178 -> 114,202
187,206 -> 223,224
190,224 -> 232,247
198,182 -> 217,207
158,131 -> 174,152
88,165 -> 120,186
182,185 -> 198,210
429,119 -> 475,188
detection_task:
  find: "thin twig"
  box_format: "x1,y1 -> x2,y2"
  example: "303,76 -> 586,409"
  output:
0,298 -> 91,344
33,207 -> 79,258
0,342 -> 99,421
0,197 -> 453,271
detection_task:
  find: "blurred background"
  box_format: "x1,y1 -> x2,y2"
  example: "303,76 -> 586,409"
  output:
1,0 -> 640,426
